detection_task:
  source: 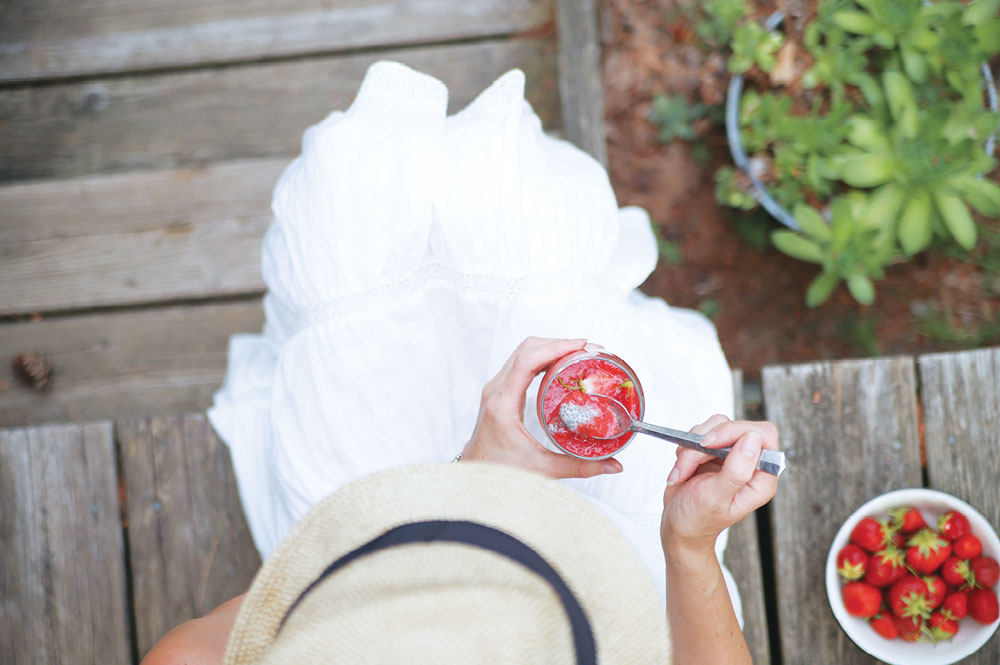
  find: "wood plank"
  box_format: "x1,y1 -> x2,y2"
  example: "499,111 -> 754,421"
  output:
0,0 -> 552,82
554,0 -> 607,165
0,159 -> 280,314
919,347 -> 1000,664
118,413 -> 260,658
761,357 -> 922,665
722,368 -> 772,665
0,300 -> 264,426
0,421 -> 132,665
0,38 -> 560,182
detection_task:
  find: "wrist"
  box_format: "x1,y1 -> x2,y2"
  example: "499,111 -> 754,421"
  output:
661,534 -> 718,568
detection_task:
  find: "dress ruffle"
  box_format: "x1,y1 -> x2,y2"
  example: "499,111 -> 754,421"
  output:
208,61 -> 739,622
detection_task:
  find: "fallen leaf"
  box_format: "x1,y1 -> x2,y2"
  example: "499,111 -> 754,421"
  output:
771,42 -> 798,85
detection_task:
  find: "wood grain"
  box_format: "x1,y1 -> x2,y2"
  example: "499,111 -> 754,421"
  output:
722,368 -> 773,665
0,300 -> 264,426
0,159 -> 281,314
0,38 -> 560,182
919,347 -> 1000,664
118,413 -> 260,658
0,422 -> 132,665
0,0 -> 552,81
762,357 -> 922,665
553,0 -> 607,165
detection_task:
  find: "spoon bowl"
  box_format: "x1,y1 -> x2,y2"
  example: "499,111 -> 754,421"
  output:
558,393 -> 786,477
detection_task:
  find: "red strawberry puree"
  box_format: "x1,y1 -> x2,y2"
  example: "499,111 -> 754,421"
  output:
542,358 -> 641,457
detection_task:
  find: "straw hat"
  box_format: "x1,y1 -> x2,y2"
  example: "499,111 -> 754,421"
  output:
224,462 -> 671,664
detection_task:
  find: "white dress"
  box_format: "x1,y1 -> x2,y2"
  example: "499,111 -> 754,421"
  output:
208,61 -> 741,622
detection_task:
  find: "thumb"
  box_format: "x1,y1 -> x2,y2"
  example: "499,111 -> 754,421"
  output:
709,431 -> 761,502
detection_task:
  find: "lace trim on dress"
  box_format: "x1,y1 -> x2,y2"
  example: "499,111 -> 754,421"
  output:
290,263 -> 619,337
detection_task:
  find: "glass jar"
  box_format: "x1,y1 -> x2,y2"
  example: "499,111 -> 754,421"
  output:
536,345 -> 645,460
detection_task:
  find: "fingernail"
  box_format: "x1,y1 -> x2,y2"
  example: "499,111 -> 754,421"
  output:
702,431 -> 718,446
602,461 -> 622,474
666,467 -> 680,485
740,432 -> 762,458
568,338 -> 588,345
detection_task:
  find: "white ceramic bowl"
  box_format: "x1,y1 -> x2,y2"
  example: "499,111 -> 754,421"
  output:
826,488 -> 1000,665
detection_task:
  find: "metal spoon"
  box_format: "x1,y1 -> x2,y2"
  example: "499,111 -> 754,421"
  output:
559,393 -> 786,477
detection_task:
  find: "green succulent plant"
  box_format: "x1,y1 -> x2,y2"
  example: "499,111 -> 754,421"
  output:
696,0 -> 748,46
714,0 -> 1000,305
648,93 -> 708,142
771,195 -> 898,306
834,71 -> 1000,253
715,166 -> 758,210
729,21 -> 785,73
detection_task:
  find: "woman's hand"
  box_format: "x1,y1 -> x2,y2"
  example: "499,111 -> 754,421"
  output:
660,415 -> 780,555
460,337 -> 624,479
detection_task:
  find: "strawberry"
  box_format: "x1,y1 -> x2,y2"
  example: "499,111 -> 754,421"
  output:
940,557 -> 972,587
579,370 -> 622,395
941,590 -> 968,620
906,528 -> 952,574
851,516 -> 894,553
864,546 -> 906,587
970,556 -> 1000,588
836,544 -> 869,581
869,612 -> 898,639
889,506 -> 927,533
938,510 -> 971,542
892,613 -> 923,641
927,611 -> 960,642
968,587 -> 999,624
953,533 -> 982,559
888,574 -> 935,620
842,581 -> 882,618
923,575 -> 946,609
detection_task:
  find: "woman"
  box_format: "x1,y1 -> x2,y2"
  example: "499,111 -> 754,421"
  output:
144,337 -> 779,664
146,62 -> 780,663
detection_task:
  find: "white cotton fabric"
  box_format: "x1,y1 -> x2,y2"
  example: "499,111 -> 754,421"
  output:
208,61 -> 740,623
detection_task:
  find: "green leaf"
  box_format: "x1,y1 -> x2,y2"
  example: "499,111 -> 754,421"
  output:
806,271 -> 841,307
898,190 -> 933,255
771,230 -> 825,264
907,27 -> 939,52
900,45 -> 928,84
963,0 -> 1000,25
832,10 -> 877,35
933,190 -> 978,250
846,115 -> 891,152
883,70 -> 918,133
855,73 -> 886,114
793,203 -> 833,241
847,273 -> 876,305
953,176 -> 1000,217
840,154 -> 896,188
861,182 -> 905,230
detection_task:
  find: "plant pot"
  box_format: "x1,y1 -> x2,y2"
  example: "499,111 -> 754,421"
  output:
724,11 -> 999,232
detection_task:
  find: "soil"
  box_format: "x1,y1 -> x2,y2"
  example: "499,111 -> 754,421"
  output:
597,0 -> 1000,377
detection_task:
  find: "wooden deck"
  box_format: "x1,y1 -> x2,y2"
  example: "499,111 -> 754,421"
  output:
0,0 -> 605,425
3,2 -> 999,664
3,349 -> 998,664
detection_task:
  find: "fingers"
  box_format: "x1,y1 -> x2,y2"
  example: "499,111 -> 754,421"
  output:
480,337 -> 586,417
700,419 -> 779,451
668,417 -> 781,487
715,431 -> 763,495
689,413 -> 731,436
668,414 -> 730,484
502,337 -> 587,393
538,449 -> 623,479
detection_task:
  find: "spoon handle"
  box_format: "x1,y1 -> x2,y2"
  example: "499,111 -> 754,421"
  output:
629,421 -> 786,477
